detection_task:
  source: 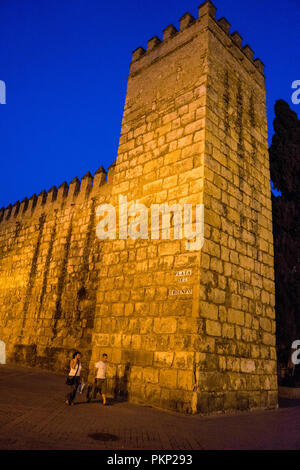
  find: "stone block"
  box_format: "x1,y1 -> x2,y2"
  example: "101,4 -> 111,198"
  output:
206,320 -> 221,337
177,370 -> 194,391
154,351 -> 174,367
159,369 -> 178,389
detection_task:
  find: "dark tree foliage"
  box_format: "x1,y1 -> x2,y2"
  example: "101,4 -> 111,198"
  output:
269,100 -> 300,366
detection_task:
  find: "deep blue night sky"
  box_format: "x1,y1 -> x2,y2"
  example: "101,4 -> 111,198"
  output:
0,0 -> 299,208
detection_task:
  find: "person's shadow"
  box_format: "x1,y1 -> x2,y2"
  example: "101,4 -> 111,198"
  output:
114,362 -> 131,402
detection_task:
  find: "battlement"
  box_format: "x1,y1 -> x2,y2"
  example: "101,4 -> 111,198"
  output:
0,165 -> 110,226
131,0 -> 264,76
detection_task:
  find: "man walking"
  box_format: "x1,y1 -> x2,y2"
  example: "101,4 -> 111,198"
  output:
87,353 -> 108,405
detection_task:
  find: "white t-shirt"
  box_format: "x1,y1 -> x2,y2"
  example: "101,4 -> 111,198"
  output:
69,361 -> 82,376
95,360 -> 107,379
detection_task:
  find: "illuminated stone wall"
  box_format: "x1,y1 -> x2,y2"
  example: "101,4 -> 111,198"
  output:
0,1 -> 277,413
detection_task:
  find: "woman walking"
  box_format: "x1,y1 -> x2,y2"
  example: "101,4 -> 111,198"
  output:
65,351 -> 82,406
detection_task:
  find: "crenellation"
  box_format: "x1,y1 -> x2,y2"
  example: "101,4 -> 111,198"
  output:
129,1 -> 264,83
179,13 -> 195,31
162,24 -> 178,41
47,186 -> 58,203
211,22 -> 263,82
93,166 -> 107,193
57,182 -> 69,201
132,46 -> 146,63
4,204 -> 12,221
27,194 -> 37,213
147,36 -> 161,52
11,201 -> 20,218
107,161 -> 116,183
68,176 -> 80,201
217,17 -> 231,34
0,164 -> 110,231
78,171 -> 93,201
243,45 -> 254,61
36,190 -> 47,210
231,31 -> 243,48
19,197 -> 29,215
254,58 -> 265,74
198,0 -> 217,19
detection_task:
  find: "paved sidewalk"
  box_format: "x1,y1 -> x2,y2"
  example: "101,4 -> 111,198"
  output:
0,365 -> 299,450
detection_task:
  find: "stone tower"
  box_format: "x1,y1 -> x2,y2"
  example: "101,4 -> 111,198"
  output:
0,1 -> 277,413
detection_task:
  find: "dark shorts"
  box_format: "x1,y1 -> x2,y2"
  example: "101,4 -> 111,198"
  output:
86,378 -> 107,400
95,378 -> 107,394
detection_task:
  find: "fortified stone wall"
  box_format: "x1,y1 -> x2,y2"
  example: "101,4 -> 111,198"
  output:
0,168 -> 112,370
0,1 -> 277,413
195,7 -> 277,411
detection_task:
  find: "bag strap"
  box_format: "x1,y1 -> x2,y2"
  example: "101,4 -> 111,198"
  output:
74,361 -> 80,377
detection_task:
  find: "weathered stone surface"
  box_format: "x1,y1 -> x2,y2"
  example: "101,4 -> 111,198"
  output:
0,2 -> 276,415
